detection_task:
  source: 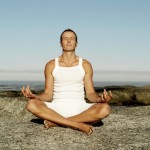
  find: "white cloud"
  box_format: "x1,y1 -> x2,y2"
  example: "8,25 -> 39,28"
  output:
94,70 -> 150,75
93,70 -> 150,81
0,69 -> 150,81
0,69 -> 43,73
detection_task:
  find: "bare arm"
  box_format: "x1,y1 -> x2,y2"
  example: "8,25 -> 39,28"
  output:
21,60 -> 55,101
83,60 -> 112,103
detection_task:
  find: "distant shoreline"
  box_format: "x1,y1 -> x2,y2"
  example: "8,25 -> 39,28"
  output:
0,80 -> 150,91
0,80 -> 150,92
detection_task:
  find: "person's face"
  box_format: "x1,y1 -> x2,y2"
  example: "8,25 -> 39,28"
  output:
60,31 -> 77,52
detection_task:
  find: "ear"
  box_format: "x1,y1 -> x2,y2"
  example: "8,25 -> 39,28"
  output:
76,42 -> 78,47
60,42 -> 62,47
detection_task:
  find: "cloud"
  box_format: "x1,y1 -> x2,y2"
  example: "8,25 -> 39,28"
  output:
0,69 -> 43,73
94,70 -> 150,75
1,69 -> 150,75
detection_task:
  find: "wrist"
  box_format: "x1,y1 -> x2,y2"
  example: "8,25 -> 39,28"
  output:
97,97 -> 101,103
35,95 -> 38,99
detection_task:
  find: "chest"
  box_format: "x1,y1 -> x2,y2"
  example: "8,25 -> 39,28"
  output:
53,67 -> 84,82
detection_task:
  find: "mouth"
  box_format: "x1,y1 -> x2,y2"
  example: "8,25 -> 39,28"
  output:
66,45 -> 72,47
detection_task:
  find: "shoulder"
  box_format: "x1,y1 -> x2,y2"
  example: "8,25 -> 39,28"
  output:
82,59 -> 93,68
45,59 -> 55,73
82,59 -> 93,73
46,59 -> 55,66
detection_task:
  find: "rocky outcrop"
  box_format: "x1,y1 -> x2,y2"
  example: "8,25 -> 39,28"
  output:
95,85 -> 150,105
0,90 -> 38,97
0,97 -> 149,149
0,85 -> 150,105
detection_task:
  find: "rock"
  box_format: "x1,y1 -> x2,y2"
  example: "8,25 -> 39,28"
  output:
0,85 -> 150,105
0,90 -> 38,97
0,97 -> 33,121
0,97 -> 149,149
96,85 -> 150,105
135,91 -> 150,105
0,91 -> 22,97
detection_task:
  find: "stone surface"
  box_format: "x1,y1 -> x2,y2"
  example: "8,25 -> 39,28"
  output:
95,85 -> 150,105
0,97 -> 150,150
1,85 -> 150,106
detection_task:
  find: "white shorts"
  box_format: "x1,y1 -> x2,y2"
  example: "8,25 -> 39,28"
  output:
44,98 -> 95,118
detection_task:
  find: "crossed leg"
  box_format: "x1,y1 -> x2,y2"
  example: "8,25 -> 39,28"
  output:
26,99 -> 111,135
44,102 -> 110,128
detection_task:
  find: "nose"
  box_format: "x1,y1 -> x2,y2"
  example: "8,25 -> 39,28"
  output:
67,38 -> 71,43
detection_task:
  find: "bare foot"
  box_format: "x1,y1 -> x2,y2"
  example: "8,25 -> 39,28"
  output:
80,123 -> 93,135
44,120 -> 93,135
43,120 -> 57,129
73,123 -> 93,135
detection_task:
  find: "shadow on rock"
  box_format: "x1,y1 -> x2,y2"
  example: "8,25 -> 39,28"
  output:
92,120 -> 104,127
31,118 -> 44,124
30,118 -> 104,127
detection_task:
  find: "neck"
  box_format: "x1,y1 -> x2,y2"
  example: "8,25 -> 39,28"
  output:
60,52 -> 77,63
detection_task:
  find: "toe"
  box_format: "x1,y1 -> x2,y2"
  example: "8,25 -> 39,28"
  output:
43,120 -> 49,129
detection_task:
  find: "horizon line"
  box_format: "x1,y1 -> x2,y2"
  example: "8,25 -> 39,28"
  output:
0,69 -> 150,74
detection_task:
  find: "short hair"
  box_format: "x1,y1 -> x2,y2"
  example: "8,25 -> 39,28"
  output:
60,29 -> 78,43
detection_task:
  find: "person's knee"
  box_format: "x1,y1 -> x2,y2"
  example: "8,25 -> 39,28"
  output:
26,99 -> 39,113
95,103 -> 111,119
101,103 -> 111,117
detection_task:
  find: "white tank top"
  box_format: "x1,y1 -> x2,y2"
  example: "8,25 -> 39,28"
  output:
52,57 -> 85,100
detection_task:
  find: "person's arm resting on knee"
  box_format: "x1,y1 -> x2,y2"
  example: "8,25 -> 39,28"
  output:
83,60 -> 112,103
21,60 -> 54,102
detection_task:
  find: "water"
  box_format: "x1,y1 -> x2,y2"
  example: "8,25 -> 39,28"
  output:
0,81 -> 44,91
0,80 -> 150,91
94,81 -> 150,87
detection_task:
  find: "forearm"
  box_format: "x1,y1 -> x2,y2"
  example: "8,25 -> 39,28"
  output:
86,92 -> 101,103
36,92 -> 53,102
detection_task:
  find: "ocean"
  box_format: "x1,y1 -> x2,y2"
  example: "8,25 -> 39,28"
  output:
0,80 -> 150,91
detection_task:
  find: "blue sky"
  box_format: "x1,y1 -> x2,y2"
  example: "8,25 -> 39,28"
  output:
0,0 -> 150,81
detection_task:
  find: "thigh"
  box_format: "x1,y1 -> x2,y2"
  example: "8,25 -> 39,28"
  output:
27,99 -> 48,110
81,102 -> 110,114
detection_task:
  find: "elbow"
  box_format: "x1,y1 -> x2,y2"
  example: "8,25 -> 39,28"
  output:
86,91 -> 96,98
43,91 -> 53,101
47,94 -> 53,102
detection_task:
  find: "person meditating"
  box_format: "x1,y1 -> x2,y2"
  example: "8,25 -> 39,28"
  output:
21,29 -> 112,135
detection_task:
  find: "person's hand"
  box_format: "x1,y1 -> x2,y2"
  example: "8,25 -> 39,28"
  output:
98,89 -> 112,103
21,85 -> 37,100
